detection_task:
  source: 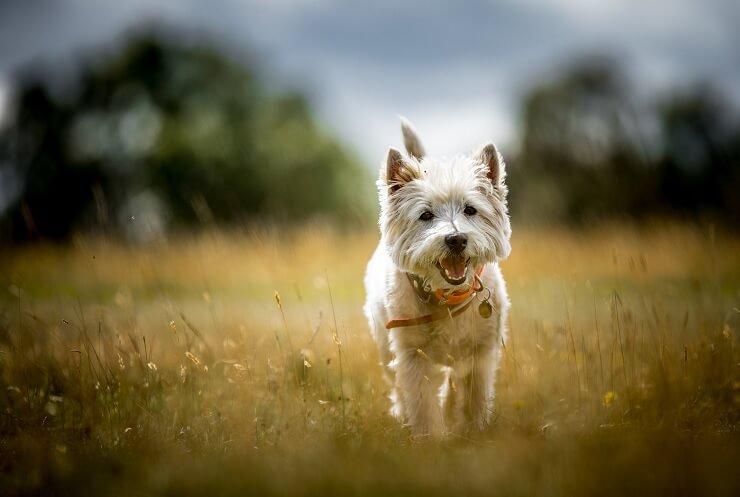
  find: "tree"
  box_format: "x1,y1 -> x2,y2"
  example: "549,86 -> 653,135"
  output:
656,87 -> 740,222
0,34 -> 372,242
511,58 -> 740,225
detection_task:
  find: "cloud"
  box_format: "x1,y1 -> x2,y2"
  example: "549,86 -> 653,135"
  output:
0,0 -> 738,163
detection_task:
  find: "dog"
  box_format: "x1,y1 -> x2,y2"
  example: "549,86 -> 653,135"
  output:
364,117 -> 511,438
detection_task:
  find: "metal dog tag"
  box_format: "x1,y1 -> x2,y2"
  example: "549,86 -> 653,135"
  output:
478,300 -> 493,319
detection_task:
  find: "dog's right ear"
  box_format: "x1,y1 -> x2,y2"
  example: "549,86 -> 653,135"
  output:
400,116 -> 425,161
385,148 -> 419,194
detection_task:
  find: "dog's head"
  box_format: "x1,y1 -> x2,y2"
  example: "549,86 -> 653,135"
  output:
378,117 -> 511,290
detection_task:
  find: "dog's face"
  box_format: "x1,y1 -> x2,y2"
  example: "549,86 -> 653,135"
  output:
378,119 -> 511,290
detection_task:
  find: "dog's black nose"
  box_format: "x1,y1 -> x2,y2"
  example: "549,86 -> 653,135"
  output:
445,233 -> 467,253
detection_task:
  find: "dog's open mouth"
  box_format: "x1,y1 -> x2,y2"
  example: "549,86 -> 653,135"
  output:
436,255 -> 470,285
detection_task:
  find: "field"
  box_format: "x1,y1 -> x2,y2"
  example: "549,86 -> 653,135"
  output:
1,224 -> 739,496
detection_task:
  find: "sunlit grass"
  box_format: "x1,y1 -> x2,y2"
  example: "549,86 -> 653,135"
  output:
1,223 -> 739,496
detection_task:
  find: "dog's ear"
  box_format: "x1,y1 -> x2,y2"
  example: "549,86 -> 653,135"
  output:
478,143 -> 505,186
400,116 -> 425,161
385,148 -> 419,194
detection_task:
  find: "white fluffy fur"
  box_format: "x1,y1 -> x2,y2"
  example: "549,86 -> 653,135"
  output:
364,119 -> 511,438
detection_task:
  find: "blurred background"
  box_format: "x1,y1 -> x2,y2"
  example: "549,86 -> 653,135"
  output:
0,0 -> 739,242
1,5 -> 740,495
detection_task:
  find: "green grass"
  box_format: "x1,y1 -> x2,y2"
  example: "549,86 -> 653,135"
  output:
1,224 -> 739,496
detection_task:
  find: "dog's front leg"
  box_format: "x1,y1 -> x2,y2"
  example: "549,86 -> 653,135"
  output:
395,349 -> 445,438
459,347 -> 498,432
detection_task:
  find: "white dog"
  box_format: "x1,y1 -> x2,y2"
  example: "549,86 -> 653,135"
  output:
364,118 -> 511,438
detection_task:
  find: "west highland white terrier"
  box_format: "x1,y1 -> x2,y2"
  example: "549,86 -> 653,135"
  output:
364,118 -> 511,438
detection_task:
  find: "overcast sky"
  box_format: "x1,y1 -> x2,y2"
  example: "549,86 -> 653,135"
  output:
1,0 -> 738,164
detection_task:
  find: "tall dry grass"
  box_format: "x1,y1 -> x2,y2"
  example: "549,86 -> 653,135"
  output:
0,223 -> 739,496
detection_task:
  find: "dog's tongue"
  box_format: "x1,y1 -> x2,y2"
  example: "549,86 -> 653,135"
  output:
440,255 -> 467,280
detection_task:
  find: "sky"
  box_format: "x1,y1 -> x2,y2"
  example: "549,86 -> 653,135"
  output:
0,0 -> 738,165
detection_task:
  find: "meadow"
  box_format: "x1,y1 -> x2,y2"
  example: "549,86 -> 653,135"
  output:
1,223 -> 739,496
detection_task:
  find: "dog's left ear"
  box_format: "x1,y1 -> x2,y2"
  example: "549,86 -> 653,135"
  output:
478,143 -> 505,186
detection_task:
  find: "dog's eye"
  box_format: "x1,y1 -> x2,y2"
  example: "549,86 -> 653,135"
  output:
464,205 -> 477,216
419,211 -> 434,221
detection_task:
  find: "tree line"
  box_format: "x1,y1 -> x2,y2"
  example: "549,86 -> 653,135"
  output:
1,38 -> 738,242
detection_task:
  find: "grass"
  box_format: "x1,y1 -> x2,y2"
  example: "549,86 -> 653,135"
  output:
1,223 -> 739,496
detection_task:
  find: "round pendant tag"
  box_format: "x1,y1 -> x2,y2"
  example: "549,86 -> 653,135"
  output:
478,300 -> 493,319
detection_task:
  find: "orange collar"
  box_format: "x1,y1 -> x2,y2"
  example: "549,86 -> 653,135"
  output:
385,266 -> 485,329
433,265 -> 484,305
406,265 -> 484,306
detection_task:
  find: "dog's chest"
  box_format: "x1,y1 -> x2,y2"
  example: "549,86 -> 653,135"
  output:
384,263 -> 505,368
421,312 -> 495,366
